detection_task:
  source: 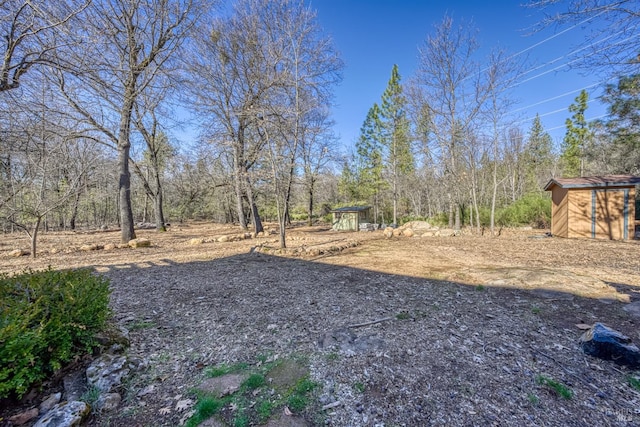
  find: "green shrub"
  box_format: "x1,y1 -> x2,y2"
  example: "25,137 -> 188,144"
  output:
497,194 -> 551,228
0,268 -> 111,398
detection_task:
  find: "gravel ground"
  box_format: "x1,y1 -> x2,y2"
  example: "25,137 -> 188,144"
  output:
1,223 -> 640,426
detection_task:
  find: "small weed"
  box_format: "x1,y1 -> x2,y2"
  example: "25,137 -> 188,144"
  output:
396,311 -> 411,320
628,376 -> 640,391
184,396 -> 225,427
527,393 -> 539,405
531,306 -> 542,315
257,399 -> 274,422
242,373 -> 265,390
353,382 -> 365,393
205,362 -> 248,378
537,375 -> 573,399
80,385 -> 101,408
293,377 -> 318,395
325,352 -> 339,361
128,320 -> 155,331
475,284 -> 485,291
287,394 -> 307,412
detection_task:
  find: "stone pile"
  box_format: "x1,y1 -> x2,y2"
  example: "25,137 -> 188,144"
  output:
383,221 -> 459,238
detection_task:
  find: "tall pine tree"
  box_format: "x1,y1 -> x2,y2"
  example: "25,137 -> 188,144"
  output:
523,114 -> 554,192
354,103 -> 386,222
561,90 -> 592,177
379,64 -> 414,225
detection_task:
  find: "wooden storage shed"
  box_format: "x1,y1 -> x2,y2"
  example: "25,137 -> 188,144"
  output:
544,175 -> 640,240
331,206 -> 372,231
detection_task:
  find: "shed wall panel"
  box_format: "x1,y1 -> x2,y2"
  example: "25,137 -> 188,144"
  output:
551,187 -> 569,238
567,189 -> 593,238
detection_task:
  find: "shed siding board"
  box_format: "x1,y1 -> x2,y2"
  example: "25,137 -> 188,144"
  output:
551,187 -> 569,238
593,189 -> 633,240
568,189 -> 593,238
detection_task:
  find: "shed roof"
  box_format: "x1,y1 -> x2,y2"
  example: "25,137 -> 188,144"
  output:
330,206 -> 370,213
544,175 -> 640,191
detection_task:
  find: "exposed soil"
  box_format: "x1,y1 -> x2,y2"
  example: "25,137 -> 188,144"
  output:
2,223 -> 640,426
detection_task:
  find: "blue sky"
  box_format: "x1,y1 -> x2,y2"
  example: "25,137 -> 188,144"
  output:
311,0 -> 610,151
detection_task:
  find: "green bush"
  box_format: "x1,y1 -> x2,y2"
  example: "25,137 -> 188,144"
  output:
0,268 -> 111,398
497,194 -> 551,228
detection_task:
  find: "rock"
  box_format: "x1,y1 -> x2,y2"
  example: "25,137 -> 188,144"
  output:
438,228 -> 457,237
50,248 -> 60,254
33,401 -> 90,427
86,354 -> 130,393
103,243 -> 116,251
217,235 -> 229,243
128,238 -> 151,248
9,249 -> 28,257
80,244 -> 100,251
392,228 -> 402,237
39,392 -> 62,413
623,301 -> 640,319
401,221 -> 432,233
197,373 -> 248,398
189,238 -> 204,245
93,324 -> 130,349
421,231 -> 436,237
63,370 -> 85,402
200,418 -> 226,427
96,392 -> 122,411
402,228 -> 414,237
579,323 -> 640,368
265,414 -> 309,427
383,227 -> 394,238
9,408 -> 39,425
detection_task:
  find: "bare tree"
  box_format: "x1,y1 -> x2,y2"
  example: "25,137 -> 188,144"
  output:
0,0 -> 89,92
54,0 -> 197,243
528,0 -> 640,75
412,16 -> 495,230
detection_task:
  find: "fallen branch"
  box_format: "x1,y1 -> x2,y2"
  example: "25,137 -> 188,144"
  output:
321,401 -> 342,411
348,317 -> 393,329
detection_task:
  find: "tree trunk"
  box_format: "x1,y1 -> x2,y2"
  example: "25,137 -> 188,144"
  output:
154,189 -> 166,232
69,190 -> 81,230
307,179 -> 314,226
30,216 -> 42,259
118,143 -> 136,243
233,155 -> 248,230
244,172 -> 263,233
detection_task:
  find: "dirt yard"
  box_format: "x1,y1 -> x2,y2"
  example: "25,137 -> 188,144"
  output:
1,222 -> 640,426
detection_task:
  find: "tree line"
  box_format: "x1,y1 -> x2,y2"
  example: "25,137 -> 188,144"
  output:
0,0 -> 638,257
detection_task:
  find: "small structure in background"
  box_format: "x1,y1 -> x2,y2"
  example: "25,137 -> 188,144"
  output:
544,175 -> 640,240
331,206 -> 373,231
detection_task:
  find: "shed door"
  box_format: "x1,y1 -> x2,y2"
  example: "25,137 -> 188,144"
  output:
592,189 -> 629,240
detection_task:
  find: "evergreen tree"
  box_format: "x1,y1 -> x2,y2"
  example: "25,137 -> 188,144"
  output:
379,64 -> 414,225
354,103 -> 386,221
561,90 -> 592,177
523,114 -> 554,192
600,74 -> 640,173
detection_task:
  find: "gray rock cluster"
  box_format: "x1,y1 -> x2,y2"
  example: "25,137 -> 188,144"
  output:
8,325 -> 142,427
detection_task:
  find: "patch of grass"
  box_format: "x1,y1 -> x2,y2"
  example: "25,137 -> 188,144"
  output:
628,376 -> 640,391
527,393 -> 539,405
536,375 -> 573,400
353,382 -> 365,393
395,311 -> 410,320
325,352 -> 339,361
475,284 -> 485,291
287,394 -> 308,413
204,362 -> 248,378
184,395 -> 225,427
128,320 -> 155,331
188,358 -> 320,426
242,373 -> 265,390
257,399 -> 274,422
80,385 -> 101,409
531,306 -> 542,315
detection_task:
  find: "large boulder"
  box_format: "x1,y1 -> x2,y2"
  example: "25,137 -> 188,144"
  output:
33,401 -> 90,427
128,238 -> 151,248
579,323 -> 640,368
